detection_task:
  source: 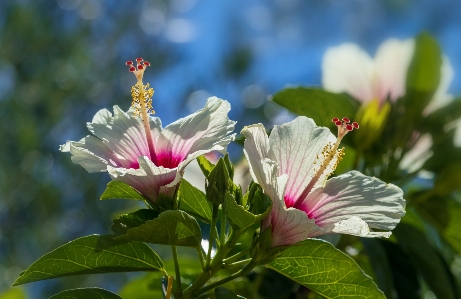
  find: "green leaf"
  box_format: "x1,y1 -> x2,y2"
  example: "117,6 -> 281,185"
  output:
215,287 -> 245,299
119,272 -> 163,299
391,32 -> 442,148
415,196 -> 461,255
13,235 -> 164,286
116,210 -> 202,247
49,288 -> 123,299
393,223 -> 458,299
197,155 -> 215,177
434,162 -> 461,195
119,257 -> 202,299
268,239 -> 385,299
361,239 -> 395,299
406,32 -> 442,93
0,288 -> 27,299
378,240 -> 421,299
111,209 -> 160,237
100,181 -> 146,201
225,191 -> 271,231
178,179 -> 212,223
272,87 -> 359,128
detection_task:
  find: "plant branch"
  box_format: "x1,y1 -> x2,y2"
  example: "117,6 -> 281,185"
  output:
206,205 -> 219,269
171,245 -> 182,296
194,260 -> 258,296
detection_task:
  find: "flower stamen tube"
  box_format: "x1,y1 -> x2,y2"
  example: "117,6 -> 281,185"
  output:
127,58 -> 156,160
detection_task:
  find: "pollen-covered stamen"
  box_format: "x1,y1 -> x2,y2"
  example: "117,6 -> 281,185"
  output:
295,117 -> 359,208
126,58 -> 156,160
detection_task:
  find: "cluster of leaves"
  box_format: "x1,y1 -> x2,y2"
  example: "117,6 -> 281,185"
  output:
273,32 -> 461,298
13,155 -> 388,298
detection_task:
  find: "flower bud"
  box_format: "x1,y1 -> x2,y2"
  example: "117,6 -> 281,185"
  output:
205,158 -> 230,205
249,227 -> 286,265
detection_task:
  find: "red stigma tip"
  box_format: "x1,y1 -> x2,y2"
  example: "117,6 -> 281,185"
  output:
136,58 -> 143,62
129,66 -> 136,72
342,117 -> 350,123
332,118 -> 339,122
335,121 -> 342,126
126,61 -> 133,66
352,122 -> 359,129
143,61 -> 150,66
346,124 -> 353,131
137,65 -> 144,70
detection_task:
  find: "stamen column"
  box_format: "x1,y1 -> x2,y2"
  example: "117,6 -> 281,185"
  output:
127,58 -> 156,160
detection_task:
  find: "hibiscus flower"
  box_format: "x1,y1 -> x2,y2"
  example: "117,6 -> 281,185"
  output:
242,116 -> 405,248
61,58 -> 235,204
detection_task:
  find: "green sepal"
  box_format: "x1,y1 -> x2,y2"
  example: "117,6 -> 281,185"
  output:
353,99 -> 390,150
115,210 -> 202,247
225,189 -> 272,231
49,288 -> 123,299
206,157 -> 230,205
13,235 -> 165,286
100,181 -> 146,201
249,227 -> 288,265
111,209 -> 160,237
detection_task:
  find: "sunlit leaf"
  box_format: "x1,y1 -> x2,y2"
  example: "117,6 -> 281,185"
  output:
197,155 -> 215,177
272,87 -> 359,128
178,179 -> 212,223
13,235 -> 164,286
49,288 -> 123,299
268,239 -> 385,299
100,181 -> 146,201
116,210 -> 202,247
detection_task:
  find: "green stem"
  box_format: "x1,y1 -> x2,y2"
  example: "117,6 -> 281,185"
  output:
220,199 -> 227,246
196,246 -> 206,271
222,248 -> 249,264
182,229 -> 243,297
206,205 -> 219,269
171,245 -> 182,296
194,260 -> 258,296
225,258 -> 252,270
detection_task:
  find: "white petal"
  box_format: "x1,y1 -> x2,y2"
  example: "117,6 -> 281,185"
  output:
374,39 -> 415,102
298,171 -> 405,235
424,55 -> 455,115
156,97 -> 235,171
257,159 -> 317,247
63,136 -> 120,172
268,117 -> 336,207
91,108 -> 113,124
88,106 -> 162,169
241,123 -> 273,187
322,43 -> 375,103
329,216 -> 392,238
107,156 -> 178,203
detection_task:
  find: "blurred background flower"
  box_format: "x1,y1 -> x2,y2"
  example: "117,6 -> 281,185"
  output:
0,0 -> 460,298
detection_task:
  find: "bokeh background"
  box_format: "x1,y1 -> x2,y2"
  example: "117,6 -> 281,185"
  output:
1,0 -> 461,298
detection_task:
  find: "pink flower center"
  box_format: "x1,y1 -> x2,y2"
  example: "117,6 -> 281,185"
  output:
152,152 -> 185,169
